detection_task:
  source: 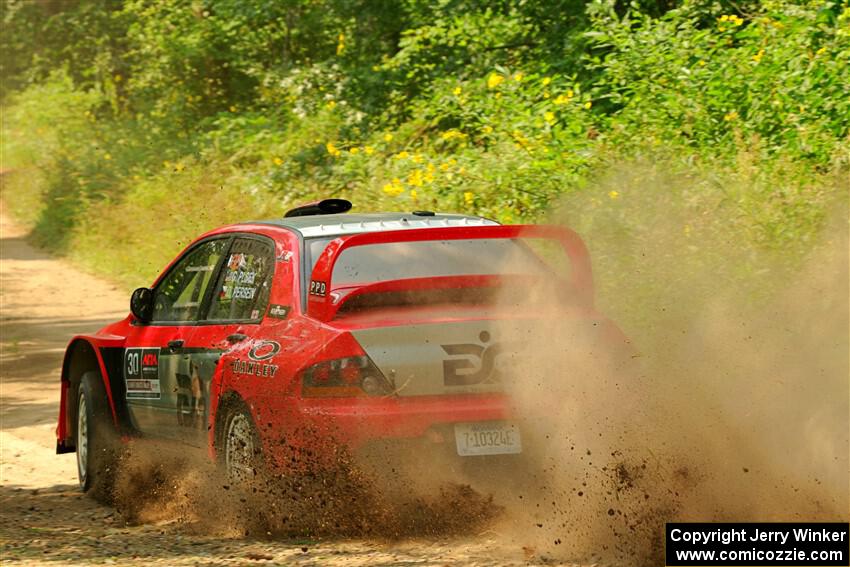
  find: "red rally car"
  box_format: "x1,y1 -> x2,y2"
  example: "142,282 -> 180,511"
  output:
56,199 -> 626,490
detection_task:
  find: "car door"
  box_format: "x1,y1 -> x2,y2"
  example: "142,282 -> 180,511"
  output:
125,236 -> 232,440
163,235 -> 276,448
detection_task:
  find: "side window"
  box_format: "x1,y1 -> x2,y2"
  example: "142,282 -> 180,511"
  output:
152,239 -> 229,323
206,237 -> 274,322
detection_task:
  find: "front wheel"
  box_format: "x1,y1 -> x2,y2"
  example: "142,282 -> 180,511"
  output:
76,371 -> 119,499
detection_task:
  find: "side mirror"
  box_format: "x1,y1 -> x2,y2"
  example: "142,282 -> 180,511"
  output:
130,287 -> 154,323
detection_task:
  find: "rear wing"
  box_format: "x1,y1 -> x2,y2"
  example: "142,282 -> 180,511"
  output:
307,224 -> 593,321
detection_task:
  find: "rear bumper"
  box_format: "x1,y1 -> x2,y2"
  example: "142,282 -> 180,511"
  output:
298,393 -> 510,446
258,393 -> 512,471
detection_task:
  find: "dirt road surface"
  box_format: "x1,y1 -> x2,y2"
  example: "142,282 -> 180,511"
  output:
0,205 -> 558,566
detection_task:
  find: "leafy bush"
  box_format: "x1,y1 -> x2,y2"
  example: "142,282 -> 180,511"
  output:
1,0 -> 846,296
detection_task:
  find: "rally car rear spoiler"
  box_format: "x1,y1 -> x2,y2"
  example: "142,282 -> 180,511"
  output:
307,224 -> 593,322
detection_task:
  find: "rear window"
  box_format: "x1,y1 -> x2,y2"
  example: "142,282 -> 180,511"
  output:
306,237 -> 570,286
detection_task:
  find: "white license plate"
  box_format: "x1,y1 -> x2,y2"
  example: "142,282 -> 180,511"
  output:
454,421 -> 522,456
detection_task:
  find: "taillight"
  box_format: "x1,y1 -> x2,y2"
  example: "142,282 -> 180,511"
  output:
299,355 -> 393,398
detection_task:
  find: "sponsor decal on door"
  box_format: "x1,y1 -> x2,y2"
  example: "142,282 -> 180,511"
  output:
125,347 -> 161,399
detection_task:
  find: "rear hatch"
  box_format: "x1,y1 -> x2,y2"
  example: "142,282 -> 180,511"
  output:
305,225 -> 603,398
348,312 -> 534,397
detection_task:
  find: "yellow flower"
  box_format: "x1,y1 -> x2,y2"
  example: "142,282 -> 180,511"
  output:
132,175 -> 140,181
723,110 -> 739,121
394,151 -> 410,160
513,72 -> 524,82
584,101 -> 592,109
327,100 -> 336,109
464,191 -> 474,205
410,189 -> 418,200
383,133 -> 393,142
382,178 -> 405,196
336,33 -> 345,56
608,190 -> 620,200
752,49 -> 764,62
326,142 -> 341,156
273,157 -> 283,166
113,74 -> 122,82
348,147 -> 359,155
364,146 -> 375,155
407,169 -> 424,187
698,60 -> 706,66
440,162 -> 450,171
544,111 -> 556,124
441,129 -> 466,141
482,125 -> 493,134
543,90 -> 550,99
718,14 -> 729,22
229,105 -> 237,112
554,94 -> 572,105
816,46 -> 827,56
487,73 -> 504,89
448,158 -> 457,166
453,86 -> 462,96
541,77 -> 552,86
104,153 -> 112,160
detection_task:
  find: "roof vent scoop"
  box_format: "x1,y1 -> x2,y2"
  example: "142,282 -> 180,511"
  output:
284,198 -> 352,218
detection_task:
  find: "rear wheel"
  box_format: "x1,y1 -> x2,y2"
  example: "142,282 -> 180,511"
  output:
76,371 -> 119,498
219,403 -> 262,485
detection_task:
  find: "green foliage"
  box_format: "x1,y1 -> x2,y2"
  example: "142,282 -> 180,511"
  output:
1,0 -> 847,294
586,0 -> 850,166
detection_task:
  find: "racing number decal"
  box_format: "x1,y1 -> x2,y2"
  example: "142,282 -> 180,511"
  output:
125,347 -> 161,399
309,280 -> 327,297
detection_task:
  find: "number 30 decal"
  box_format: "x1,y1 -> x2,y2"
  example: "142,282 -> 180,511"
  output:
127,351 -> 140,376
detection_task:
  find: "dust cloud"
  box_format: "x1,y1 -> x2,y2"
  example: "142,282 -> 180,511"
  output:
490,164 -> 849,564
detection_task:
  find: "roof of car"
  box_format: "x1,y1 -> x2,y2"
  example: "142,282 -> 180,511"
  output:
253,212 -> 500,238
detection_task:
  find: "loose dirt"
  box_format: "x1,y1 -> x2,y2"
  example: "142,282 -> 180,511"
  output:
0,204 -> 569,566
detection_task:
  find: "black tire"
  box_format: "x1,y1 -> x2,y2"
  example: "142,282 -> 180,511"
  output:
76,371 -> 119,499
218,401 -> 263,485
